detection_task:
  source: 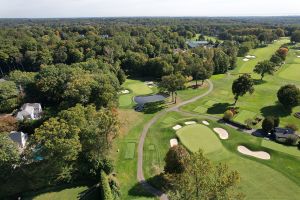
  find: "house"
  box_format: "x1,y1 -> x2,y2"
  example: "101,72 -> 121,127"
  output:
16,103 -> 42,121
9,131 -> 28,150
186,40 -> 209,48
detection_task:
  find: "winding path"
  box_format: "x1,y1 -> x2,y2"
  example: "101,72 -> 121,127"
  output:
137,80 -> 214,200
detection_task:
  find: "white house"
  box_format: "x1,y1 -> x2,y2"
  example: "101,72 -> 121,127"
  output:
16,103 -> 42,121
9,131 -> 28,150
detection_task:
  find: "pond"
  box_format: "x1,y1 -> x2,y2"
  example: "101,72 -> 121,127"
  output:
134,94 -> 167,105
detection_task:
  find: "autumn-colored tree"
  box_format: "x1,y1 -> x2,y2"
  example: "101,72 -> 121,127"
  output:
0,116 -> 17,132
276,47 -> 289,60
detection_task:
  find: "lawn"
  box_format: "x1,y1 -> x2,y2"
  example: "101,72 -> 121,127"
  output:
181,38 -> 300,130
176,124 -> 223,153
143,112 -> 300,200
24,185 -> 97,200
261,140 -> 300,157
233,110 -> 257,125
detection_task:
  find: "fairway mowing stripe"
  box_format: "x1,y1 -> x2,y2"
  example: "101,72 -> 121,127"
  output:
125,142 -> 136,159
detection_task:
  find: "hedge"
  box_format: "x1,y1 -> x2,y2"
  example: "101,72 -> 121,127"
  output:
100,170 -> 113,200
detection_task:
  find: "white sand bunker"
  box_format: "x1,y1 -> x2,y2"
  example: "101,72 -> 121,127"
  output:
170,138 -> 178,147
120,89 -> 130,94
297,56 -> 300,58
184,121 -> 196,125
243,58 -> 249,62
237,145 -> 270,160
202,120 -> 209,125
245,55 -> 256,59
213,128 -> 229,140
172,125 -> 182,130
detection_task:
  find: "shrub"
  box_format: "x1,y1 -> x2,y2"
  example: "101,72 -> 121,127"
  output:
285,134 -> 299,146
245,118 -> 255,129
223,110 -> 234,120
285,124 -> 298,132
100,170 -> 113,200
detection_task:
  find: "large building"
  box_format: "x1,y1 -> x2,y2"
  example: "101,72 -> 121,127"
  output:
16,103 -> 43,121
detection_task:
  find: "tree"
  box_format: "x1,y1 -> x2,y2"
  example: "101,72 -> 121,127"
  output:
0,133 -> 20,182
262,116 -> 279,133
276,48 -> 289,60
0,81 -> 20,113
253,60 -> 276,80
223,110 -> 234,120
275,28 -> 285,37
291,30 -> 300,43
270,54 -> 283,65
160,73 -> 186,103
33,117 -> 82,182
0,116 -> 17,132
232,74 -> 254,105
164,145 -> 190,174
167,151 -> 243,200
213,49 -> 230,74
277,84 -> 300,109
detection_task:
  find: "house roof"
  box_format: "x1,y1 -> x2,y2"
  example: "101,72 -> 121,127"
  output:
274,127 -> 295,138
186,40 -> 209,48
9,131 -> 28,148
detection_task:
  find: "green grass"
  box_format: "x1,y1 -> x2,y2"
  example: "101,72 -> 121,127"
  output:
176,124 -> 223,153
125,142 -> 136,159
28,186 -> 89,200
278,64 -> 300,81
193,106 -> 207,113
118,79 -> 156,108
261,140 -> 300,157
181,38 -> 300,130
233,110 -> 257,125
143,112 -> 300,200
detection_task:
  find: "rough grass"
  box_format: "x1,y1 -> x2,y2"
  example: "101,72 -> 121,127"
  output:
28,186 -> 89,200
125,142 -> 136,159
176,124 -> 223,153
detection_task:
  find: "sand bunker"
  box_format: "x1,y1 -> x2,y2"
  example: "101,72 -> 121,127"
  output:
237,145 -> 270,160
245,55 -> 256,59
120,89 -> 130,94
297,56 -> 300,58
173,125 -> 182,130
202,120 -> 210,125
184,121 -> 196,125
243,58 -> 249,62
170,138 -> 178,147
213,128 -> 229,140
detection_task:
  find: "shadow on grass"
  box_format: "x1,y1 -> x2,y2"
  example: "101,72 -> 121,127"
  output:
253,79 -> 267,85
128,174 -> 168,198
260,104 -> 292,118
207,103 -> 232,114
142,101 -> 166,114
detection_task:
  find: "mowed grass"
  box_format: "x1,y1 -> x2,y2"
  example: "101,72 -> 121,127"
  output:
28,186 -> 89,200
233,110 -> 257,125
143,112 -> 300,200
261,140 -> 300,157
125,142 -> 136,159
181,38 -> 300,129
118,79 -> 156,108
176,124 -> 223,154
279,64 -> 300,81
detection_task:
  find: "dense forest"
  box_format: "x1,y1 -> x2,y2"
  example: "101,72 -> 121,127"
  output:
0,17 -> 300,199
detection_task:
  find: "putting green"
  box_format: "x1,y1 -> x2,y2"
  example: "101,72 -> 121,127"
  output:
127,82 -> 152,95
176,124 -> 223,153
278,64 -> 300,81
119,94 -> 132,107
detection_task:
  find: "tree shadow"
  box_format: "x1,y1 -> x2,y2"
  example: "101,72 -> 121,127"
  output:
128,174 -> 168,198
260,104 -> 292,118
253,79 -> 267,85
142,101 -> 166,114
207,103 -> 232,114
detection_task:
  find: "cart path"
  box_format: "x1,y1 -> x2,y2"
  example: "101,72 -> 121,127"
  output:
137,80 -> 214,200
